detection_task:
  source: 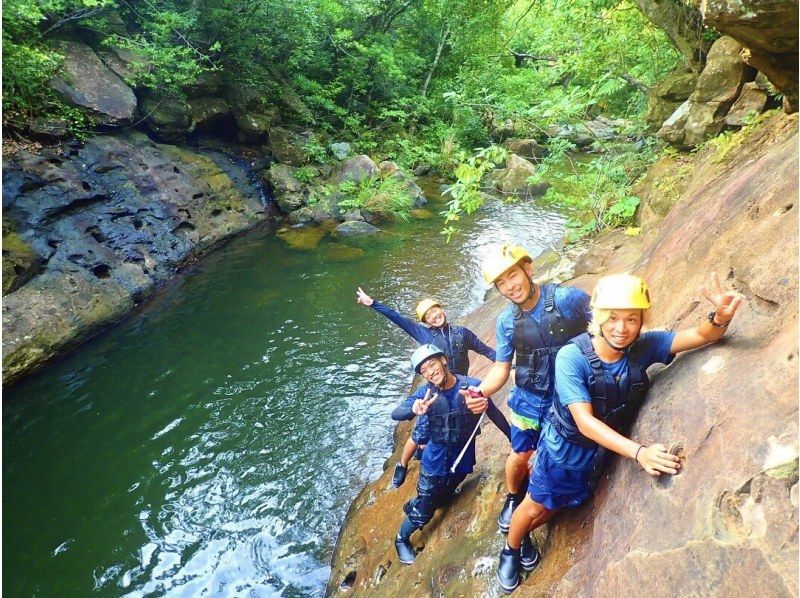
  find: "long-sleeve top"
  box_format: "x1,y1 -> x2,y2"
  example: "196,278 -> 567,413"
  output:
371,300 -> 496,374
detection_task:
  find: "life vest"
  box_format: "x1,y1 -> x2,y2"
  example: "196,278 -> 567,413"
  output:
430,325 -> 469,376
546,333 -> 650,447
513,283 -> 587,394
426,375 -> 481,446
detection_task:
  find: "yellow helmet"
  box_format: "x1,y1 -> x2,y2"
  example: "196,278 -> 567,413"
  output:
416,298 -> 441,322
481,244 -> 532,284
590,273 -> 651,310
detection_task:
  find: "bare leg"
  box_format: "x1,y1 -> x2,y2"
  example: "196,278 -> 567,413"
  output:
507,495 -> 557,549
401,438 -> 418,468
506,450 -> 534,494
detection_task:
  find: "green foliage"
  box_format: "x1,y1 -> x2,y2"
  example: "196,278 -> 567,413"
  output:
440,145 -> 507,241
338,174 -> 415,220
294,166 -> 319,184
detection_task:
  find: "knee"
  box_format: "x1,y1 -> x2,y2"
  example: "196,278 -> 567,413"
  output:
509,451 -> 533,467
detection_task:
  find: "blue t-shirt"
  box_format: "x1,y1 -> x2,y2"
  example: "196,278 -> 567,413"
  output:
495,285 -> 591,418
395,376 -> 483,476
540,330 -> 677,470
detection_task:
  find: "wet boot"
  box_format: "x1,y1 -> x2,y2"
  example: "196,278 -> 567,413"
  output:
392,462 -> 407,488
497,543 -> 521,593
498,491 -> 523,533
520,533 -> 540,572
395,517 -> 418,565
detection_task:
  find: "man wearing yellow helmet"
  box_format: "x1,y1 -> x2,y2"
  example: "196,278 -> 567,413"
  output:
471,243 -> 592,535
496,272 -> 744,593
356,287 -> 497,488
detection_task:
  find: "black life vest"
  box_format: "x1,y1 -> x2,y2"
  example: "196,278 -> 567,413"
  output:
546,333 -> 650,447
430,325 -> 469,376
427,375 -> 481,446
513,283 -> 587,393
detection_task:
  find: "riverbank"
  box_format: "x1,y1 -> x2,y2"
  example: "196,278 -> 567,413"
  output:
326,111 -> 799,596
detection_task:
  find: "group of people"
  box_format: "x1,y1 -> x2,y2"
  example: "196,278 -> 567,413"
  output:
356,242 -> 743,593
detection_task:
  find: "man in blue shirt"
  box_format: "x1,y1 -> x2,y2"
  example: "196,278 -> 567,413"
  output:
470,244 -> 591,534
357,288 -> 496,487
391,344 -> 511,564
496,272 -> 744,593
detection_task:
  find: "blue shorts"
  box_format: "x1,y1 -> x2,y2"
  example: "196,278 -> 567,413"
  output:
528,447 -> 593,510
510,423 -> 541,454
412,416 -> 430,444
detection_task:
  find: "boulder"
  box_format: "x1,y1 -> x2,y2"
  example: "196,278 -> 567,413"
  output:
329,142 -> 352,160
97,46 -> 148,84
140,94 -> 192,144
657,100 -> 691,145
189,97 -> 231,133
646,70 -> 698,130
182,70 -> 225,98
504,138 -> 547,160
701,0 -> 798,112
28,117 -> 70,139
331,155 -> 379,184
2,222 -> 41,295
378,160 -> 426,207
235,110 -> 275,143
335,220 -> 381,236
288,206 -> 315,225
724,82 -> 769,127
659,37 -> 755,148
49,41 -> 137,127
265,164 -> 305,213
269,127 -> 310,166
485,154 -> 549,198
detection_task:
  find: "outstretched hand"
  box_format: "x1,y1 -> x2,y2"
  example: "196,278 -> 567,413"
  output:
701,272 -> 744,323
412,388 -> 438,415
460,386 -> 489,414
356,287 -> 374,307
636,443 -> 681,476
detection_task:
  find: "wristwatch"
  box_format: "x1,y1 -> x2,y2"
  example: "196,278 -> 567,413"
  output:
708,310 -> 730,327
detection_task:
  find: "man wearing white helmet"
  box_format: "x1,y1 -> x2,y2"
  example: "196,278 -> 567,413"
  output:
469,244 -> 591,534
391,344 -> 510,565
357,288 -> 496,487
496,272 -> 743,592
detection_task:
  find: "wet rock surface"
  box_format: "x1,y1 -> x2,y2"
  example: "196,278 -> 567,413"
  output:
2,132 -> 273,384
327,112 -> 798,596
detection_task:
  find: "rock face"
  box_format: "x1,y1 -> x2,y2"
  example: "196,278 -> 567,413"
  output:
701,0 -> 799,113
659,36 -> 755,148
327,112 -> 798,596
269,127 -> 310,166
646,70 -> 698,130
724,81 -> 769,126
486,153 -> 550,198
140,94 -> 192,144
49,41 -> 137,127
265,164 -> 305,213
2,132 -> 270,385
189,97 -> 231,133
331,155 -> 380,184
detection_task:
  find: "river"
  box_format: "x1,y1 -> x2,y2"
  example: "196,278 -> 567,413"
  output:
3,178 -> 566,597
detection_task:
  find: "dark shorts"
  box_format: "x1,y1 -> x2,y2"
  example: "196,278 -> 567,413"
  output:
412,416 -> 430,444
510,423 -> 541,454
527,447 -> 593,510
405,468 -> 467,528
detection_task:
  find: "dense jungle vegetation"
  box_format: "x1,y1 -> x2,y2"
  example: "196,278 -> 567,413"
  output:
3,0 -> 710,237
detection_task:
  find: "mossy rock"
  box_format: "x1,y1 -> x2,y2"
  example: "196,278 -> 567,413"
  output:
277,224 -> 331,250
2,224 -> 40,295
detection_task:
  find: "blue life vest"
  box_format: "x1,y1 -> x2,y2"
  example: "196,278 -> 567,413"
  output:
513,283 -> 587,393
430,325 -> 469,376
426,375 -> 481,446
547,333 -> 650,447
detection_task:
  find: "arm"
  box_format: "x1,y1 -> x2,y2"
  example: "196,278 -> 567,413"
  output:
568,403 -> 680,476
477,361 -> 512,397
669,272 -> 744,354
357,286 -> 428,343
486,400 -> 511,441
464,328 -> 497,361
391,396 -> 417,421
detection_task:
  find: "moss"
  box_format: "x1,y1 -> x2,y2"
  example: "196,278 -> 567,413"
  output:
2,223 -> 40,294
277,224 -> 330,250
765,458 -> 799,481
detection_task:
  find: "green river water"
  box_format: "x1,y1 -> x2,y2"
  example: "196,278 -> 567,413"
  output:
3,180 -> 566,597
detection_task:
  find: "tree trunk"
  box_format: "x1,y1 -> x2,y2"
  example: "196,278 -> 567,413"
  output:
421,23 -> 451,98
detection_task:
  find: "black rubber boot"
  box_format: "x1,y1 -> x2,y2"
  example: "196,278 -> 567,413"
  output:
497,544 -> 521,593
520,534 -> 540,572
498,492 -> 523,533
395,518 -> 418,565
392,462 -> 407,488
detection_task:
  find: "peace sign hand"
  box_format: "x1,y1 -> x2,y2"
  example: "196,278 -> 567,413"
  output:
701,272 -> 745,323
412,388 -> 438,415
356,287 -> 374,307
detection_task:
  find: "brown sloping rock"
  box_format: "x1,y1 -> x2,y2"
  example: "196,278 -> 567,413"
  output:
724,81 -> 769,126
49,41 -> 137,127
327,112 -> 798,596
